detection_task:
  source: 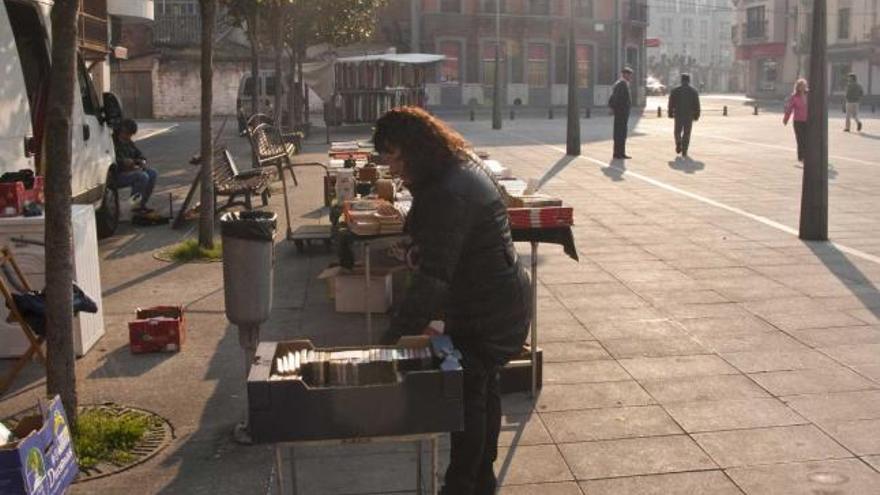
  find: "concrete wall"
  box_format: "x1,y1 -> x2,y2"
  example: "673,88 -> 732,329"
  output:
153,59 -> 249,118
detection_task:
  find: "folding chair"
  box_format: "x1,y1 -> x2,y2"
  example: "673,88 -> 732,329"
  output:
0,246 -> 46,395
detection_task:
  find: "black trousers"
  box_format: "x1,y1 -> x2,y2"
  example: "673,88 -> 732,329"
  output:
793,121 -> 807,161
442,351 -> 501,495
674,118 -> 694,153
613,113 -> 629,157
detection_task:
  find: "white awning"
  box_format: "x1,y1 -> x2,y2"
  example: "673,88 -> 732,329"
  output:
335,53 -> 445,65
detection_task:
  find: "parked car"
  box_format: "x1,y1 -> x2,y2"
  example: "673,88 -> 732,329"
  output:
646,76 -> 667,96
0,0 -> 122,237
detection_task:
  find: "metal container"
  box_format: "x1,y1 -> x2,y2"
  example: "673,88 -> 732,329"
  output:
220,211 -> 277,326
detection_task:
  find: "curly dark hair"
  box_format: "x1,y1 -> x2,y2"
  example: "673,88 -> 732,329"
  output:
372,106 -> 468,185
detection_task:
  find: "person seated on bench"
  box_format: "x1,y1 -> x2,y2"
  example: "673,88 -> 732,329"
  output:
113,118 -> 158,213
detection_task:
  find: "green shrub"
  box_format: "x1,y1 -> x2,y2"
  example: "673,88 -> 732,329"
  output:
166,238 -> 222,262
74,409 -> 157,469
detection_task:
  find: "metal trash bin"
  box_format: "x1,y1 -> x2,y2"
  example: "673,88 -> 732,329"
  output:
220,211 -> 277,326
221,210 -> 277,444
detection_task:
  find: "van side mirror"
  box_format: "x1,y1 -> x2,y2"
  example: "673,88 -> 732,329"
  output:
101,92 -> 124,128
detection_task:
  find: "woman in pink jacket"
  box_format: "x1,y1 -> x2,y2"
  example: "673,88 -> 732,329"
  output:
783,78 -> 809,162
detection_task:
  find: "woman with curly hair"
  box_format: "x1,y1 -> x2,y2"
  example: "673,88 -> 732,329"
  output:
375,107 -> 531,495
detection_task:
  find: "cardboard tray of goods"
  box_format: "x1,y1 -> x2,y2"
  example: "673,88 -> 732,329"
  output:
247,336 -> 464,443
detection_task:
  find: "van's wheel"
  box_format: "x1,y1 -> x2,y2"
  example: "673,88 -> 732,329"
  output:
96,186 -> 119,239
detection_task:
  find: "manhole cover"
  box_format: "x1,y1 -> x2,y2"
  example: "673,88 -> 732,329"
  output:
74,403 -> 174,483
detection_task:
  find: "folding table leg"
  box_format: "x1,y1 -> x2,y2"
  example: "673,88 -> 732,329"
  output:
530,241 -> 539,398
277,164 -> 294,239
416,439 -> 423,495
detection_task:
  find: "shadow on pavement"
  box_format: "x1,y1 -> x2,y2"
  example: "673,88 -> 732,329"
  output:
857,132 -> 880,140
101,261 -> 183,299
88,344 -> 176,379
807,241 -> 880,322
668,156 -> 706,174
537,155 -> 577,189
602,160 -> 626,181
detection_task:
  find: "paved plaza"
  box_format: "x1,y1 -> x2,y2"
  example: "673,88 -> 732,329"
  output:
1,98 -> 879,494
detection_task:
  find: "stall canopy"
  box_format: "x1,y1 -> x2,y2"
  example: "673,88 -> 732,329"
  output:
301,54 -> 445,103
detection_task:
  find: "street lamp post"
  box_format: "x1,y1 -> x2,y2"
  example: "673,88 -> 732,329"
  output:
492,0 -> 502,130
566,1 -> 580,155
799,0 -> 828,240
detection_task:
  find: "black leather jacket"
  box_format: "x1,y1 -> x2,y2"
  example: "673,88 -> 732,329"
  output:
386,156 -> 531,366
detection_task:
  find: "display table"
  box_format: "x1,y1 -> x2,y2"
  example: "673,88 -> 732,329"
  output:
511,226 -> 579,396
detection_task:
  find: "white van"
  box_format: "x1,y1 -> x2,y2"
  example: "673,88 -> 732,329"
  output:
0,0 -> 120,237
236,71 -> 289,132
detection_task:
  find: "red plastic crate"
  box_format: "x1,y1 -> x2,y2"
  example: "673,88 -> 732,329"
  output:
128,306 -> 186,354
25,176 -> 45,205
0,182 -> 25,217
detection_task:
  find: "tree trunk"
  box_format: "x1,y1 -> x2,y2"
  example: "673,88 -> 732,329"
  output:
44,0 -> 79,424
288,49 -> 297,131
565,14 -> 580,156
799,0 -> 828,240
292,47 -> 302,130
249,14 -> 259,116
199,0 -> 215,249
273,3 -> 285,126
299,53 -> 307,125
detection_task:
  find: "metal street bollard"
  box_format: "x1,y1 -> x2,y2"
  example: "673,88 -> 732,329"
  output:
585,107 -> 591,119
469,108 -> 475,121
510,109 -> 515,120
753,104 -> 759,115
548,107 -> 554,119
657,106 -> 662,118
723,105 -> 728,116
873,104 -> 876,113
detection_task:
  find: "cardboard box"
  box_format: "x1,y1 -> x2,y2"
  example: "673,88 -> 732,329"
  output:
128,306 -> 186,354
248,337 -> 464,443
0,396 -> 78,495
319,265 -> 399,313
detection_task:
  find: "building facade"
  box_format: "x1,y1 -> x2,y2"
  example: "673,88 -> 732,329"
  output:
646,0 -> 736,92
826,0 -> 879,100
112,0 -> 252,119
732,0 -> 878,100
376,0 -> 649,108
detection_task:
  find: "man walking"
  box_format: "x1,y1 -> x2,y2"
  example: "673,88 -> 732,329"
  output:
844,73 -> 864,132
608,67 -> 633,159
668,73 -> 701,157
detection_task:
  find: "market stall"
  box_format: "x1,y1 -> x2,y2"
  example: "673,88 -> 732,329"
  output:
326,146 -> 578,396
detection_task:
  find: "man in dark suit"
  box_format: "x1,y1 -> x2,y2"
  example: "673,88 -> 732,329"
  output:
667,73 -> 701,157
608,67 -> 633,159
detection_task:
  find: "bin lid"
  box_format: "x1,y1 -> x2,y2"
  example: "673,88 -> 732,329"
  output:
220,211 -> 277,241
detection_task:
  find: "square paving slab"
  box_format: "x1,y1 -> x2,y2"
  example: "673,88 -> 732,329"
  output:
558,435 -> 716,480
725,459 -> 880,495
693,425 -> 850,468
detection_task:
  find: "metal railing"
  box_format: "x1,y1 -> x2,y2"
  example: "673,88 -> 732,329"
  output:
628,1 -> 648,23
154,13 -> 202,46
745,20 -> 768,40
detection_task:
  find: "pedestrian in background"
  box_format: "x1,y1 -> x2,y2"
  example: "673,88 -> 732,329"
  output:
608,67 -> 633,159
844,73 -> 864,132
668,73 -> 701,157
783,78 -> 809,162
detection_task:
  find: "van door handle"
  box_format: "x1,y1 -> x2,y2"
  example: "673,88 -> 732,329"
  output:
83,124 -> 91,141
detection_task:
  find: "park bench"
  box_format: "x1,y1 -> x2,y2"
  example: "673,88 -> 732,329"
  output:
212,148 -> 271,211
171,148 -> 273,229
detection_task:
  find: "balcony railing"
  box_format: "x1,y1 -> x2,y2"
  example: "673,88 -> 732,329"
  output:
78,0 -> 108,56
745,20 -> 768,39
154,13 -> 202,46
628,2 -> 648,23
